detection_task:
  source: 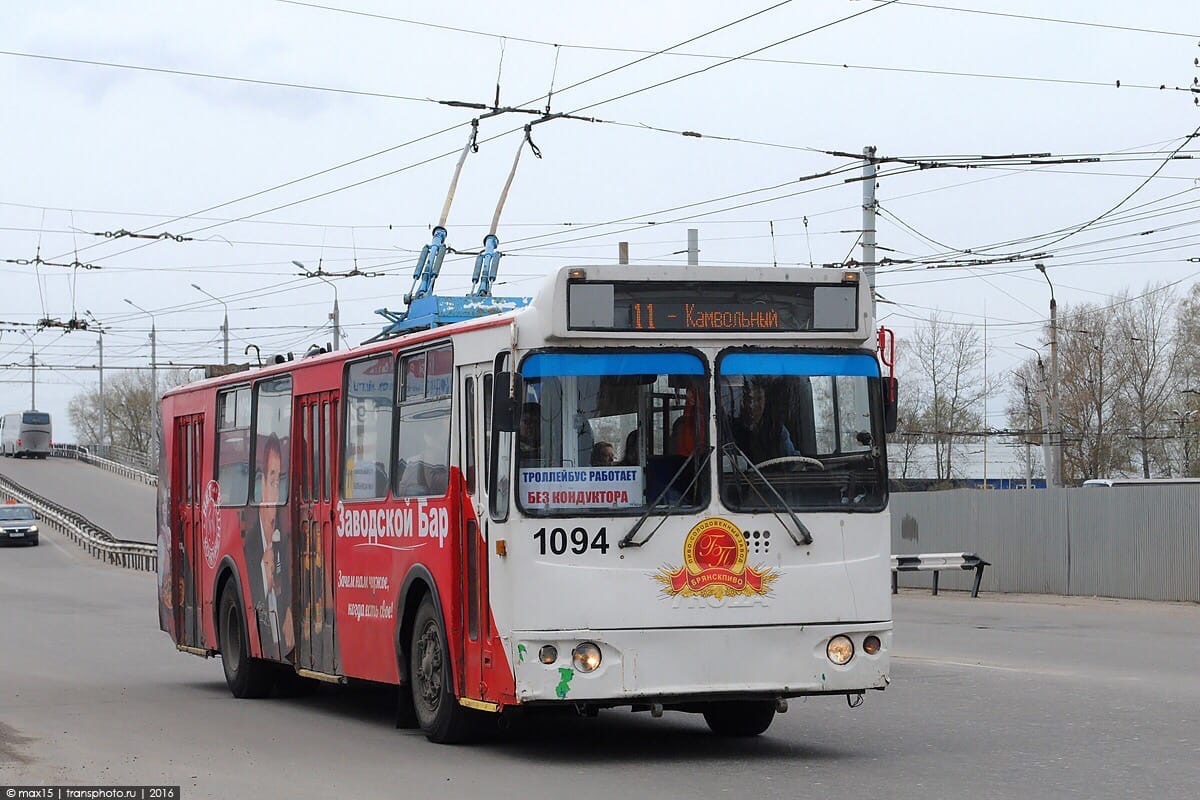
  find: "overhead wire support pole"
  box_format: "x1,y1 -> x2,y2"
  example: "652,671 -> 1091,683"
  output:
862,145 -> 878,308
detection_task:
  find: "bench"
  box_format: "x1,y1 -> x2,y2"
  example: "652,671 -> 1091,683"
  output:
891,552 -> 990,598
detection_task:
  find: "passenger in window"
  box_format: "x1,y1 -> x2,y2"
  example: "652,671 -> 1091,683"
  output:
518,402 -> 542,464
670,387 -> 702,457
620,429 -> 640,466
730,379 -> 797,465
591,441 -> 615,466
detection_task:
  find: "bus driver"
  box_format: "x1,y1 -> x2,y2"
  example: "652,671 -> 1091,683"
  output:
729,379 -> 798,465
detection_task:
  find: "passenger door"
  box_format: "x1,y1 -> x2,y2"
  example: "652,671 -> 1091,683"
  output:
458,365 -> 491,702
294,390 -> 340,675
171,414 -> 205,649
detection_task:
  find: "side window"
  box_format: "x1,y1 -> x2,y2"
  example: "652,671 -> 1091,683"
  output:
489,353 -> 511,522
483,373 -> 493,485
253,376 -> 292,506
299,405 -> 311,503
836,375 -> 872,453
395,345 -> 452,498
343,354 -> 395,500
464,376 -> 476,495
216,386 -> 251,506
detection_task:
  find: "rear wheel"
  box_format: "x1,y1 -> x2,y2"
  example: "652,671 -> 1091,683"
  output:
218,585 -> 274,698
701,701 -> 777,737
409,595 -> 474,743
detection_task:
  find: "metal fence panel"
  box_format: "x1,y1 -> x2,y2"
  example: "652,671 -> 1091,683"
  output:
890,486 -> 1200,603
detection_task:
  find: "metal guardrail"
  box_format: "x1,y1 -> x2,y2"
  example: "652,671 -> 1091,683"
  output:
891,552 -> 990,598
0,472 -> 157,572
52,443 -> 158,486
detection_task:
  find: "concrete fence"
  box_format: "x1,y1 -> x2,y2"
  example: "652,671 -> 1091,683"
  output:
890,487 -> 1200,603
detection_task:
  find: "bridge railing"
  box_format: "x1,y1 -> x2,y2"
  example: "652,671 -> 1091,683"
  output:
52,443 -> 158,486
0,472 -> 156,572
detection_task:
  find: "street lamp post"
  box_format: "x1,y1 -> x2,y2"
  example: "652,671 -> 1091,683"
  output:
125,299 -> 158,457
23,331 -> 36,410
1036,263 -> 1061,487
191,283 -> 230,365
1017,342 -> 1054,485
293,261 -> 340,351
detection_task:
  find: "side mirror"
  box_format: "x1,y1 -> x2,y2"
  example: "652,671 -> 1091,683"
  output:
883,377 -> 899,435
491,372 -> 524,432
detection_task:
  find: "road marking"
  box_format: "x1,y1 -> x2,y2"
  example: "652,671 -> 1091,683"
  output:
894,654 -> 1144,682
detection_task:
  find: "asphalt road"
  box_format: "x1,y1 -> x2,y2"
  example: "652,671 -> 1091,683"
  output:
2,527 -> 1198,799
0,456 -> 157,543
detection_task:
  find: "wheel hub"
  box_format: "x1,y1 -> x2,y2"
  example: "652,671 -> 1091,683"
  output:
416,623 -> 442,708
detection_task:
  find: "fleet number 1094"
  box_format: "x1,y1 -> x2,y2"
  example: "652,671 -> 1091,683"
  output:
533,526 -> 610,555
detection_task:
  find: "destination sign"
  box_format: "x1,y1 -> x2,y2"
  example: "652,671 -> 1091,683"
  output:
567,281 -> 858,333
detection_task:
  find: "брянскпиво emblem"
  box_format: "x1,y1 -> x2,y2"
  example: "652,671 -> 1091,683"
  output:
653,517 -> 778,600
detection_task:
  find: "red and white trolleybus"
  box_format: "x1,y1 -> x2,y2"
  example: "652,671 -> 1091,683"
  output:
158,264 -> 896,742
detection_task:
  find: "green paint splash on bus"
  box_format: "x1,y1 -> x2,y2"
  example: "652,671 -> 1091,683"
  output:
555,668 -> 574,698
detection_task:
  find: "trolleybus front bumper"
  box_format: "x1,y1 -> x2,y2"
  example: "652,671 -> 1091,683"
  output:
510,622 -> 891,704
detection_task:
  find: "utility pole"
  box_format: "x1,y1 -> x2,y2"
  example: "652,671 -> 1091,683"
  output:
618,241 -> 629,265
29,350 -> 35,409
1019,343 -> 1053,484
1023,384 -> 1033,489
332,295 -> 340,352
982,306 -> 988,488
98,332 -> 105,448
862,145 -> 878,310
125,299 -> 158,457
192,284 -> 229,365
687,229 -> 699,266
149,322 -> 157,451
1037,264 -> 1061,486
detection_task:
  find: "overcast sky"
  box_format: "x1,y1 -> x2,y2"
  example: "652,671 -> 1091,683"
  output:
2,0 -> 1197,447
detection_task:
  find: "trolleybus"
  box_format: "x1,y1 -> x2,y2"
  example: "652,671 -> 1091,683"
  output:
158,264 -> 895,742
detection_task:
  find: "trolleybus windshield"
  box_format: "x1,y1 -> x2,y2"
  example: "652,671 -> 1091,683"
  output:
717,352 -> 886,513
516,351 -> 708,515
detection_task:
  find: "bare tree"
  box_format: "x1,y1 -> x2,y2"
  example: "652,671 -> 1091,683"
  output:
886,342 -> 929,480
68,369 -> 192,453
908,313 -> 988,480
1173,284 -> 1200,475
1054,304 -> 1132,481
1114,285 -> 1179,477
1005,360 -> 1046,483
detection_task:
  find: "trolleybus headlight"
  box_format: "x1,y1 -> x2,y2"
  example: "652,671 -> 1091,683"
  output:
863,635 -> 882,656
572,642 -> 602,673
538,645 -> 558,665
826,635 -> 855,665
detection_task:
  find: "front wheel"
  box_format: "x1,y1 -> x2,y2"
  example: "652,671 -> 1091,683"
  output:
409,595 -> 475,743
218,585 -> 274,698
702,701 -> 777,737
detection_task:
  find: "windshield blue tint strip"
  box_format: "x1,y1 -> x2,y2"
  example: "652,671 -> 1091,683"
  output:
523,352 -> 704,377
720,353 -> 879,377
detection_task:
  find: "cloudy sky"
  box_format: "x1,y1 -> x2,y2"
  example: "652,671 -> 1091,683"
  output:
2,1 -> 1197,448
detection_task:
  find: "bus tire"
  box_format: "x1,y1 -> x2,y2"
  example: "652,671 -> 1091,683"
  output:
218,585 -> 274,699
409,595 -> 473,743
701,701 -> 776,737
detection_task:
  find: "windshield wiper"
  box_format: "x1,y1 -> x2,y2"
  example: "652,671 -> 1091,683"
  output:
619,446 -> 713,549
722,442 -> 814,546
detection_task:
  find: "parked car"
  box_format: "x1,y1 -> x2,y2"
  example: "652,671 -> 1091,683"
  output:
0,502 -> 39,546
